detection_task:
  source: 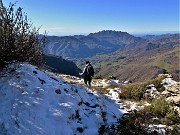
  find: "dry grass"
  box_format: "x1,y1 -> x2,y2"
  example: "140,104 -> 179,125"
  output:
90,86 -> 109,94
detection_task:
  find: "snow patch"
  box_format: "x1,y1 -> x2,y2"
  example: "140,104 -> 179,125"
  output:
0,63 -> 125,135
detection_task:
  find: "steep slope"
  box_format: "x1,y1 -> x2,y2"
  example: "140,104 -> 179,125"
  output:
0,63 -> 125,135
44,30 -> 141,59
44,36 -> 92,59
43,54 -> 81,77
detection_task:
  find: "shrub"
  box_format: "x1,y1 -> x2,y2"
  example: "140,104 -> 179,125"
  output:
116,111 -> 148,135
120,83 -> 146,101
148,75 -> 165,92
0,3 -> 45,68
144,99 -> 170,118
163,109 -> 180,125
119,75 -> 166,101
116,105 -> 180,135
166,125 -> 180,135
93,74 -> 103,79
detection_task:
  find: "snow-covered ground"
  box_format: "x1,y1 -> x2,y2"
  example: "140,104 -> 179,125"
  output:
1,63 -> 178,135
0,63 -> 127,135
59,74 -> 126,88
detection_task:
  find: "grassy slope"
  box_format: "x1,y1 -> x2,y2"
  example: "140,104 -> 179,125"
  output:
76,34 -> 180,82
86,46 -> 179,82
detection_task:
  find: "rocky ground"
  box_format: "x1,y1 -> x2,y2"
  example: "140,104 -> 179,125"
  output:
59,74 -> 180,134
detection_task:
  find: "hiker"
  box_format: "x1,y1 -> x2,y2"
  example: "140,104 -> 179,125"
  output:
79,61 -> 94,86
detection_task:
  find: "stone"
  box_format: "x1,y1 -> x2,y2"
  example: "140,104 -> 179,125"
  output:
166,83 -> 180,94
166,96 -> 180,106
174,106 -> 180,116
144,86 -> 160,99
161,91 -> 171,97
162,78 -> 177,86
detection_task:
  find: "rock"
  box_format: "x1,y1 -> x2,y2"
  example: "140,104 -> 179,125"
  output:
166,96 -> 180,106
166,83 -> 180,94
163,82 -> 180,107
162,78 -> 177,86
147,84 -> 155,88
77,127 -> 84,133
127,109 -> 133,112
124,80 -> 132,84
152,117 -> 161,124
147,124 -> 167,135
165,74 -> 173,78
144,85 -> 160,99
55,89 -> 61,94
174,106 -> 180,116
161,91 -> 171,97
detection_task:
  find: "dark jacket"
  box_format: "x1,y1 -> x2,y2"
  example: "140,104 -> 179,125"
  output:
80,63 -> 92,76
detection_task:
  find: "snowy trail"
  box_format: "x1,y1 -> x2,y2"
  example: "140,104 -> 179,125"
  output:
0,63 -> 126,135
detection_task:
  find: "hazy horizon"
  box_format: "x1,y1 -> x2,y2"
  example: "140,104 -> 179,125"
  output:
42,30 -> 180,37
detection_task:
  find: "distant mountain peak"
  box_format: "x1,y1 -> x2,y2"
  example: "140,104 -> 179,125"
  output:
45,30 -> 142,59
88,30 -> 129,36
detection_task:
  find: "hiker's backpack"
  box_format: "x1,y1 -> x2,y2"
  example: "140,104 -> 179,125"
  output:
86,65 -> 94,76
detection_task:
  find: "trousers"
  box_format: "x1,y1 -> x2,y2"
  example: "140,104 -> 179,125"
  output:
84,75 -> 92,86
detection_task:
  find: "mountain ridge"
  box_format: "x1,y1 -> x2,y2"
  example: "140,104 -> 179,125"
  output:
75,32 -> 180,82
45,30 -> 142,60
44,30 -> 180,82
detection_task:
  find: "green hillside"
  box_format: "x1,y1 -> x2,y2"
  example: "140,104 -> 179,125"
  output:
76,34 -> 180,82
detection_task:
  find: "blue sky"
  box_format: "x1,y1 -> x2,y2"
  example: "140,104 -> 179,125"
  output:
3,0 -> 180,35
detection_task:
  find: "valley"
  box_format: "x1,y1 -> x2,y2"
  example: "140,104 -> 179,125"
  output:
44,30 -> 180,82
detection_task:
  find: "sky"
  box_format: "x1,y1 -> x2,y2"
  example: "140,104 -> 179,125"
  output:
3,0 -> 180,36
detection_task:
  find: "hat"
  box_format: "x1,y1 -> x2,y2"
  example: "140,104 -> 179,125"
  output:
86,61 -> 90,64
